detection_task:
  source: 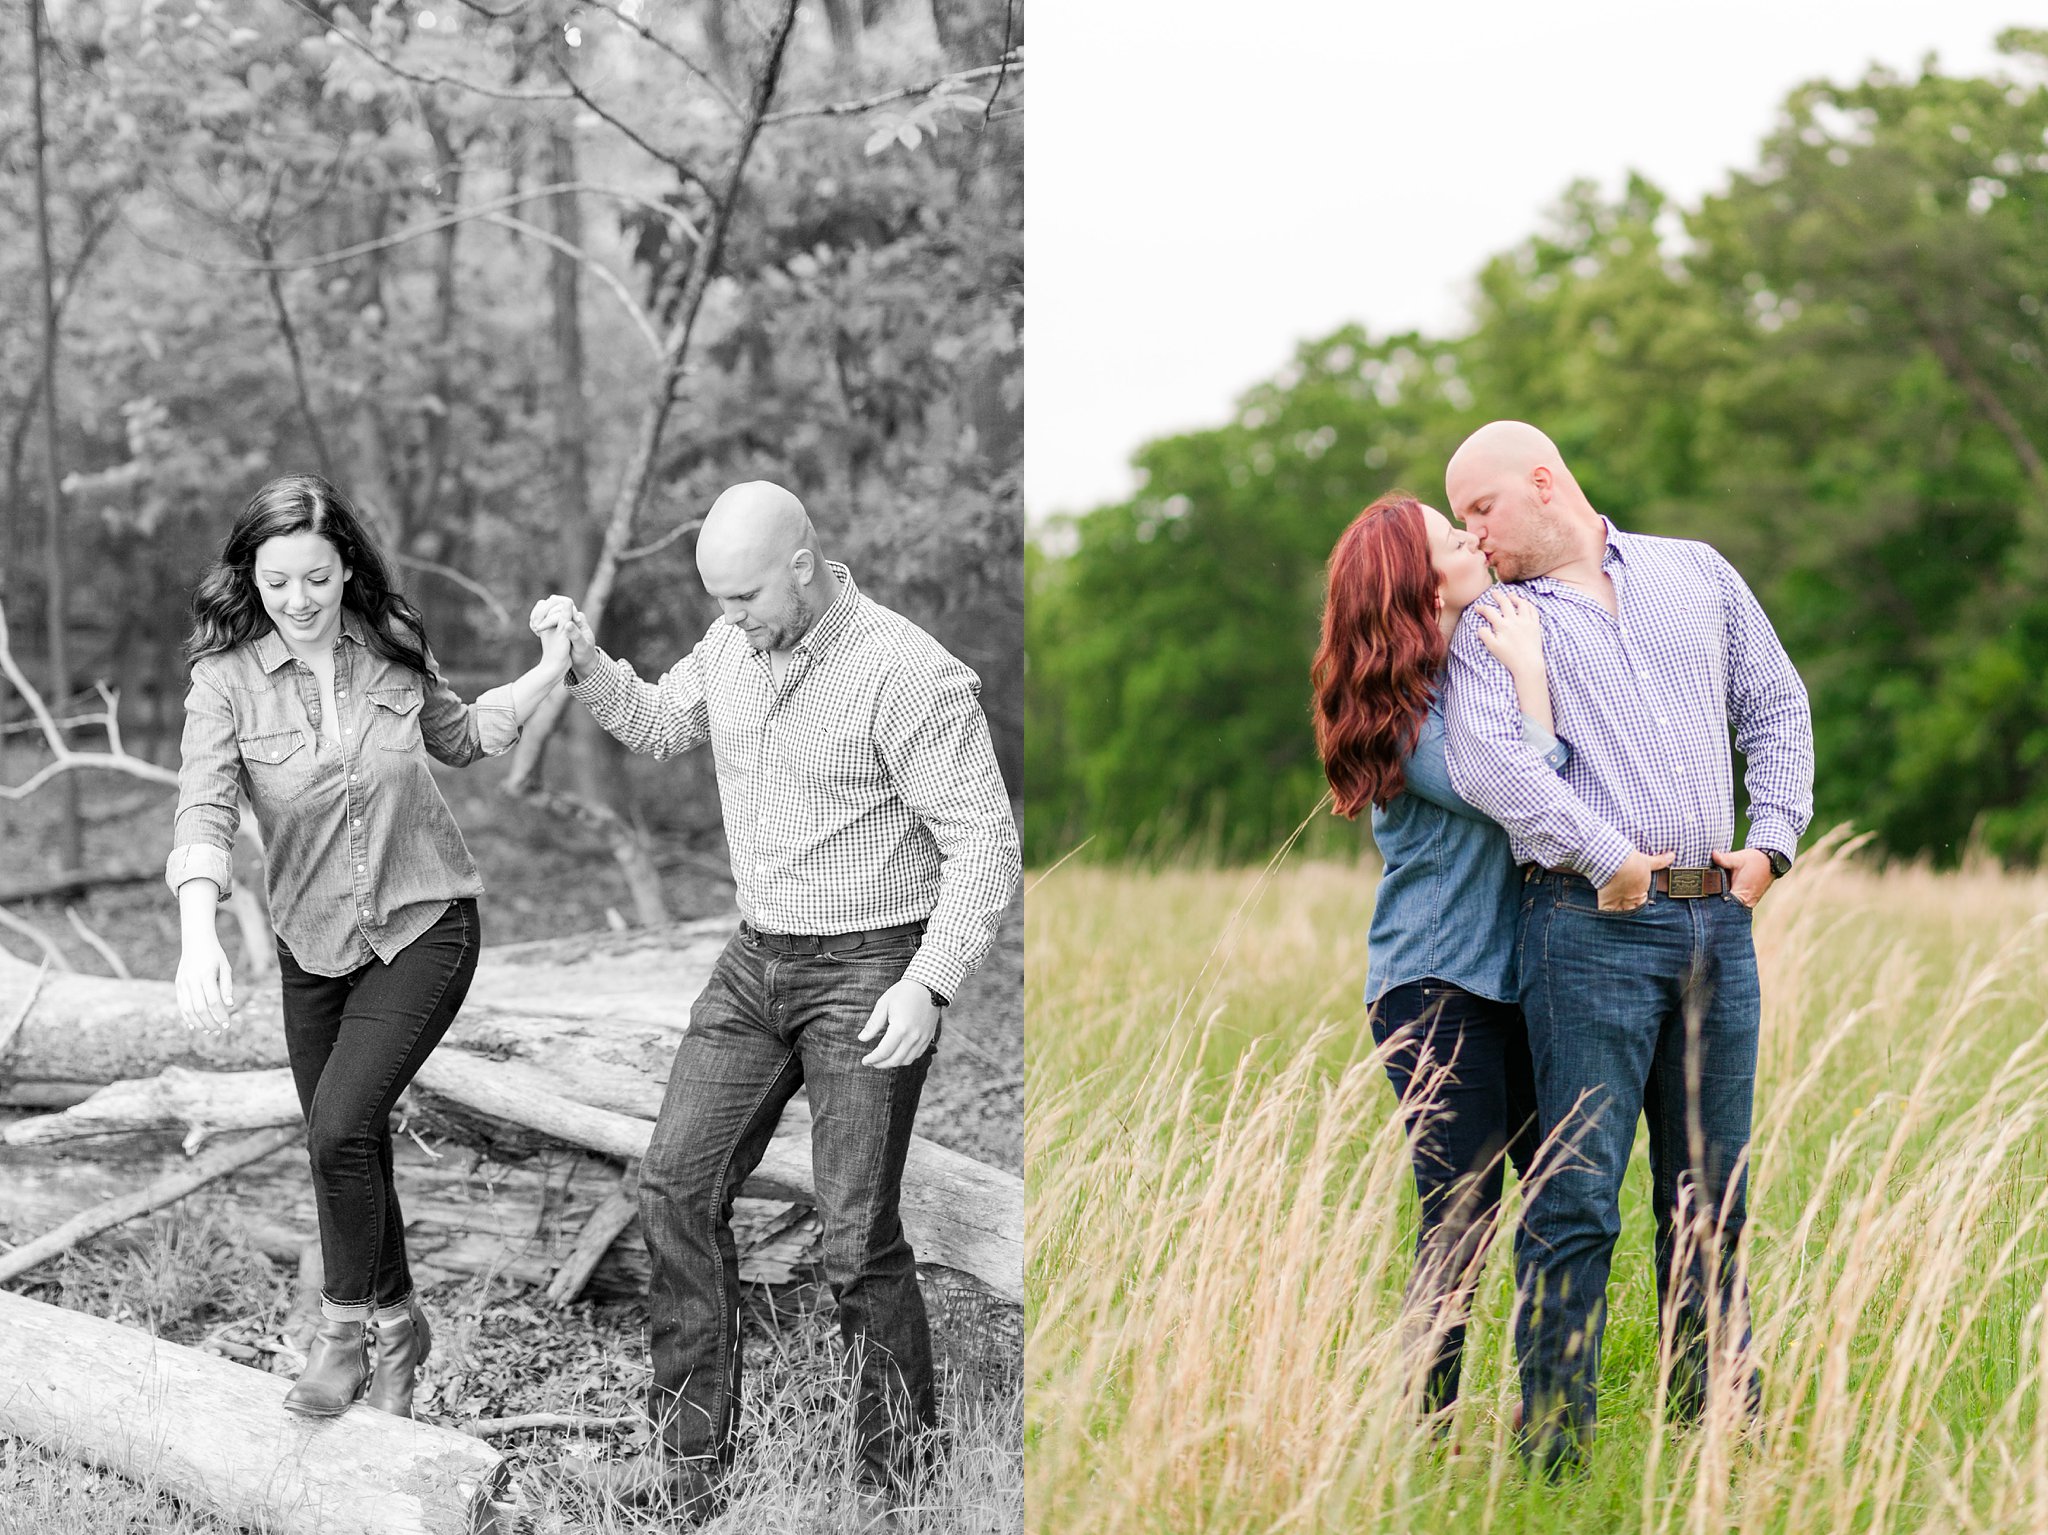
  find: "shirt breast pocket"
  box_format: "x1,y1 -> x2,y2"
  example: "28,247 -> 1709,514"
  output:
368,687 -> 424,752
240,729 -> 313,801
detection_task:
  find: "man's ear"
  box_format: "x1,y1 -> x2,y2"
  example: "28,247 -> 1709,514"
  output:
1531,465 -> 1554,503
790,547 -> 816,586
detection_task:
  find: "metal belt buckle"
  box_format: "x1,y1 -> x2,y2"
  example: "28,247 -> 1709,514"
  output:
1666,868 -> 1708,899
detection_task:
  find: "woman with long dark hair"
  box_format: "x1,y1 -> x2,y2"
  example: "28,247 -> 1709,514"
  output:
1310,491 -> 1567,1416
168,473 -> 572,1418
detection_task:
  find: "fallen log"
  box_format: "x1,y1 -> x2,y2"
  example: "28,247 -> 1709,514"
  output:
0,1126 -> 303,1285
0,917 -> 733,1106
406,1053 -> 1024,1301
0,1288 -> 516,1535
546,1166 -> 638,1305
5,1053 -> 1026,1301
0,863 -> 162,904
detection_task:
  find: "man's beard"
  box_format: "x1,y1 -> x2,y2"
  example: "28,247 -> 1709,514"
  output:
1492,512 -> 1575,583
752,578 -> 818,650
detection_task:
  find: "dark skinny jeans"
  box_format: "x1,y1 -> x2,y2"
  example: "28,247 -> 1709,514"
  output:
278,898 -> 480,1318
1370,978 -> 1540,1413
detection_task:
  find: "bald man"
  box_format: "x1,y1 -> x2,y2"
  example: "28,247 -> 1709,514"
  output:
533,482 -> 1020,1525
1439,422 -> 1812,1473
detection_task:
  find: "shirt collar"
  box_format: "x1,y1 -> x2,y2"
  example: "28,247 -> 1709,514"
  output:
794,562 -> 860,657
1599,516 -> 1627,568
255,608 -> 366,673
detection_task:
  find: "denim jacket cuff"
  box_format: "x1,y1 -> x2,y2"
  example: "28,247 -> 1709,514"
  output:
165,843 -> 235,902
471,684 -> 523,756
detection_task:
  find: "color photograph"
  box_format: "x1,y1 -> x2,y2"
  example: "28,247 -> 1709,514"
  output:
1028,4 -> 2048,1531
0,2 -> 1021,1532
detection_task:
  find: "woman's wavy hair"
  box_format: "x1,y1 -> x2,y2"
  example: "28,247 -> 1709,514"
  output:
1311,492 -> 1448,816
185,474 -> 431,678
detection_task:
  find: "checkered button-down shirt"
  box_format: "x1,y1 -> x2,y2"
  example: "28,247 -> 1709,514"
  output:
1444,520 -> 1814,886
566,563 -> 1020,998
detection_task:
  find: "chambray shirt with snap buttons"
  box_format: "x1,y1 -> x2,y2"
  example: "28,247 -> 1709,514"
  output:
565,562 -> 1020,1001
166,610 -> 521,976
1366,696 -> 1570,1006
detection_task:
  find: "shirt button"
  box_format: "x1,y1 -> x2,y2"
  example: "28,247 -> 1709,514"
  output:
349,775 -> 358,783
351,819 -> 360,828
356,864 -> 365,873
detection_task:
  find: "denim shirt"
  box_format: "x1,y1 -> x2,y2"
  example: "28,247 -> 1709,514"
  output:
165,611 -> 521,976
1365,695 -> 1571,1005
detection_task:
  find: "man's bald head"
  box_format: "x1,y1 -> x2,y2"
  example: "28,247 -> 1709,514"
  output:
1443,420 -> 1595,582
695,480 -> 837,653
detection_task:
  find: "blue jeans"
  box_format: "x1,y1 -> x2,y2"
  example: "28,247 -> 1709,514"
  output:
1370,980 -> 1538,1412
1514,871 -> 1761,1471
638,927 -> 939,1510
278,897 -> 479,1317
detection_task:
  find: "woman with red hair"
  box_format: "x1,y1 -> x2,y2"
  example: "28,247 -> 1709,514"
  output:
1311,491 -> 1568,1416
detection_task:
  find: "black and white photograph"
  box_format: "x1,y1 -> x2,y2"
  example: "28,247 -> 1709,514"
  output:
0,2 -> 1021,1531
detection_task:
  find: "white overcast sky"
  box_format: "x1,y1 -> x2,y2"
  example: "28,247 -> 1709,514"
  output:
1026,2 -> 2029,521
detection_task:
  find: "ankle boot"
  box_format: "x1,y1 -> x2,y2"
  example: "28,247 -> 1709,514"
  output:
283,1317 -> 370,1417
365,1299 -> 432,1418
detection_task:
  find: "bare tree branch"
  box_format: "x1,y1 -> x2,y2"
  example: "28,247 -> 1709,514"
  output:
760,54 -> 1023,125
0,908 -> 72,974
391,553 -> 515,631
580,0 -> 744,118
64,907 -> 131,980
122,182 -> 699,275
505,0 -> 803,792
288,0 -> 574,101
557,70 -> 702,185
476,211 -> 661,359
256,228 -> 338,483
983,4 -> 1018,128
617,515 -> 703,564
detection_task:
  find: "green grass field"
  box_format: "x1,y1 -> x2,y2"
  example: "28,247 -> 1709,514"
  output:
1026,833 -> 2048,1534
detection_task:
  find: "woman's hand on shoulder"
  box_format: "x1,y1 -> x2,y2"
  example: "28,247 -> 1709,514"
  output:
1474,587 -> 1545,677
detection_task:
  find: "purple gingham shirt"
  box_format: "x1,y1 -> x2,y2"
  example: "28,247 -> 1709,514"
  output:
566,563 -> 1020,999
1444,520 -> 1813,885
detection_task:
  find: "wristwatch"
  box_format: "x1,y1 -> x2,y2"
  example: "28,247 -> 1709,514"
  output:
1764,848 -> 1791,878
925,987 -> 951,1010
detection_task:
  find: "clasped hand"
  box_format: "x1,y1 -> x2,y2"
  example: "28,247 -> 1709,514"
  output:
529,594 -> 597,675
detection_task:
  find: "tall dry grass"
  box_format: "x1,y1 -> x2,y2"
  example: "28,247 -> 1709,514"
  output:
1026,833 -> 2048,1533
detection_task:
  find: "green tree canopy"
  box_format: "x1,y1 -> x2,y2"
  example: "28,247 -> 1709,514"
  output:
1029,35 -> 2048,863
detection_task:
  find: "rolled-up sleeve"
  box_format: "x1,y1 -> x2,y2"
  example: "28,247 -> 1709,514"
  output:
418,648 -> 520,766
165,665 -> 241,901
875,650 -> 1022,998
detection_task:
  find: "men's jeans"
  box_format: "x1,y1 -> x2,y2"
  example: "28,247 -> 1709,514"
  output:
639,926 -> 939,1506
1370,980 -> 1538,1412
1514,871 -> 1761,1472
278,897 -> 479,1317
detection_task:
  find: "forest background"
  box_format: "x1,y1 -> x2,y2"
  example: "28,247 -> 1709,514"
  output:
1,0 -> 1022,913
1027,29 -> 2048,866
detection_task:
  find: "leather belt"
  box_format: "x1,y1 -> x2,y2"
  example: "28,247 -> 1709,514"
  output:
739,919 -> 926,955
1652,867 -> 1727,898
1522,865 -> 1729,898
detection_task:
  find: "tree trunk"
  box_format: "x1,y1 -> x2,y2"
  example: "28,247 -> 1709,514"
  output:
30,0 -> 80,874
504,0 -> 802,794
0,1290 -> 516,1535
